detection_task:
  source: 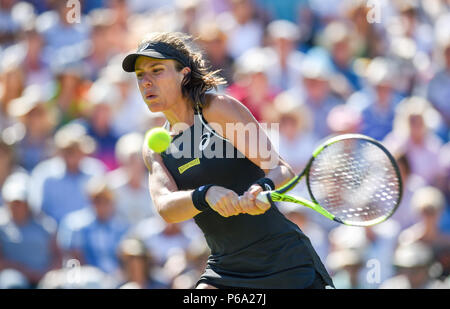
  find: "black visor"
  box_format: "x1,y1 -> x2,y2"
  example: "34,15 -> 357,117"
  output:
122,41 -> 190,72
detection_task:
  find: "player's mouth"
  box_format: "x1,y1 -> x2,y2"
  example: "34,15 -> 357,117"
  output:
145,94 -> 158,101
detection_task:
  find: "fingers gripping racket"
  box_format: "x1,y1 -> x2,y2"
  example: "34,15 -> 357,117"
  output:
257,134 -> 403,227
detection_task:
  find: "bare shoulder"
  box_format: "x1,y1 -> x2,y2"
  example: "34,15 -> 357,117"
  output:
203,93 -> 253,124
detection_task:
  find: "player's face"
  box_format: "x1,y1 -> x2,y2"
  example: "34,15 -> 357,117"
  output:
135,56 -> 185,113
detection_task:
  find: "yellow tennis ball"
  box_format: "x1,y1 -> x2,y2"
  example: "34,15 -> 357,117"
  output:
145,127 -> 171,153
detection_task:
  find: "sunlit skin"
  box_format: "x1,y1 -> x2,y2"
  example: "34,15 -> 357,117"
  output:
134,56 -> 193,130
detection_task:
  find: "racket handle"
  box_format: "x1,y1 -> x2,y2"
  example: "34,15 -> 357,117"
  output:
256,191 -> 270,204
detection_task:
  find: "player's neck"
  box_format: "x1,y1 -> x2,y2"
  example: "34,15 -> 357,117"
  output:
164,100 -> 195,133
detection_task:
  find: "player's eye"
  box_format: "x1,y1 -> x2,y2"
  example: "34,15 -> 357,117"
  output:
136,72 -> 144,80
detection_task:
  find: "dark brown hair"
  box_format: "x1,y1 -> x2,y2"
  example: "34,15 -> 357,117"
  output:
139,32 -> 226,108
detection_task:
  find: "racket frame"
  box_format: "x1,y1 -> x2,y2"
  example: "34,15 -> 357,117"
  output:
261,134 -> 403,226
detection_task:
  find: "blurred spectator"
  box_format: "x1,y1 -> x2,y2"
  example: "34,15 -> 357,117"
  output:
427,37 -> 450,142
0,139 -> 22,206
19,25 -> 53,87
108,132 -> 155,226
49,59 -> 90,128
69,177 -> 129,276
127,216 -> 198,268
253,0 -> 308,24
357,57 -> 403,141
0,172 -> 61,288
7,84 -> 55,172
117,238 -> 168,289
320,21 -> 361,92
390,154 -> 424,229
264,19 -> 304,91
344,1 -> 387,58
98,57 -> 151,136
217,0 -> 264,60
29,123 -> 106,223
269,91 -> 317,173
380,241 -> 438,289
326,247 -> 365,289
0,0 -> 21,46
38,265 -> 118,289
36,0 -> 90,56
383,96 -> 443,185
196,21 -> 234,86
227,48 -> 278,122
437,142 -> 450,233
326,104 -> 362,135
81,79 -> 120,171
0,49 -> 26,131
176,0 -> 204,36
398,186 -> 450,278
328,221 -> 400,288
288,50 -> 343,138
84,9 -> 118,81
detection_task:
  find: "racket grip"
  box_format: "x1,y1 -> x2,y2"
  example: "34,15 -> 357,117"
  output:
256,191 -> 270,204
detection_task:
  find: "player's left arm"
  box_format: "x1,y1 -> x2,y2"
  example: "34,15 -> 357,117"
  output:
202,94 -> 295,214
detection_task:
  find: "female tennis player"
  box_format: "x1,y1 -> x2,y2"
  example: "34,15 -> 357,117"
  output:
122,32 -> 334,289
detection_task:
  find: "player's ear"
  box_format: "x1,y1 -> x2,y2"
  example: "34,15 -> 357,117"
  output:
181,67 -> 191,77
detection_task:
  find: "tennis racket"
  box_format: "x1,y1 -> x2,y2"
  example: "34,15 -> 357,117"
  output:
257,134 -> 402,226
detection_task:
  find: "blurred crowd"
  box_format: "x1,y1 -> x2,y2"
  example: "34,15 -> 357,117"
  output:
0,0 -> 449,289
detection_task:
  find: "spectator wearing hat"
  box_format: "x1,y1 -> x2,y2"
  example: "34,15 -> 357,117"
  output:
320,21 -> 361,93
195,20 -> 234,87
398,186 -> 450,278
117,238 -> 168,289
28,123 -> 106,223
69,177 -> 129,276
383,96 -> 443,185
264,19 -> 305,91
380,241 -> 437,289
7,84 -> 55,172
80,79 -> 121,171
17,23 -> 53,88
356,57 -> 404,141
107,133 -> 155,226
226,48 -> 279,122
269,91 -> 318,174
0,172 -> 61,288
287,49 -> 343,139
328,221 -> 400,288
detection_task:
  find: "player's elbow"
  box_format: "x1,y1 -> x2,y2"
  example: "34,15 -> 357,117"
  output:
154,200 -> 184,224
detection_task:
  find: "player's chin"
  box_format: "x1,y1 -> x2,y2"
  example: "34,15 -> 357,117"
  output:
146,101 -> 165,113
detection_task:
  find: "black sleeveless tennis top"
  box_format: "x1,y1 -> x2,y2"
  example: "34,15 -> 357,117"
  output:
160,107 -> 333,288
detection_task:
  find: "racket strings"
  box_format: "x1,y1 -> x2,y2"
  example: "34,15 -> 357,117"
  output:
308,139 -> 401,226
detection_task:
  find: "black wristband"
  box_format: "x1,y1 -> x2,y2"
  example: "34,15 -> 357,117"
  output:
252,177 -> 275,191
192,184 -> 215,212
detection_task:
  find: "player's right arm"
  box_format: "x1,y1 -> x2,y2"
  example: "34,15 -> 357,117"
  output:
142,145 -> 241,223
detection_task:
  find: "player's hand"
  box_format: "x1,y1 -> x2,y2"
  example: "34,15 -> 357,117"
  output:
205,186 -> 243,217
238,184 -> 271,216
